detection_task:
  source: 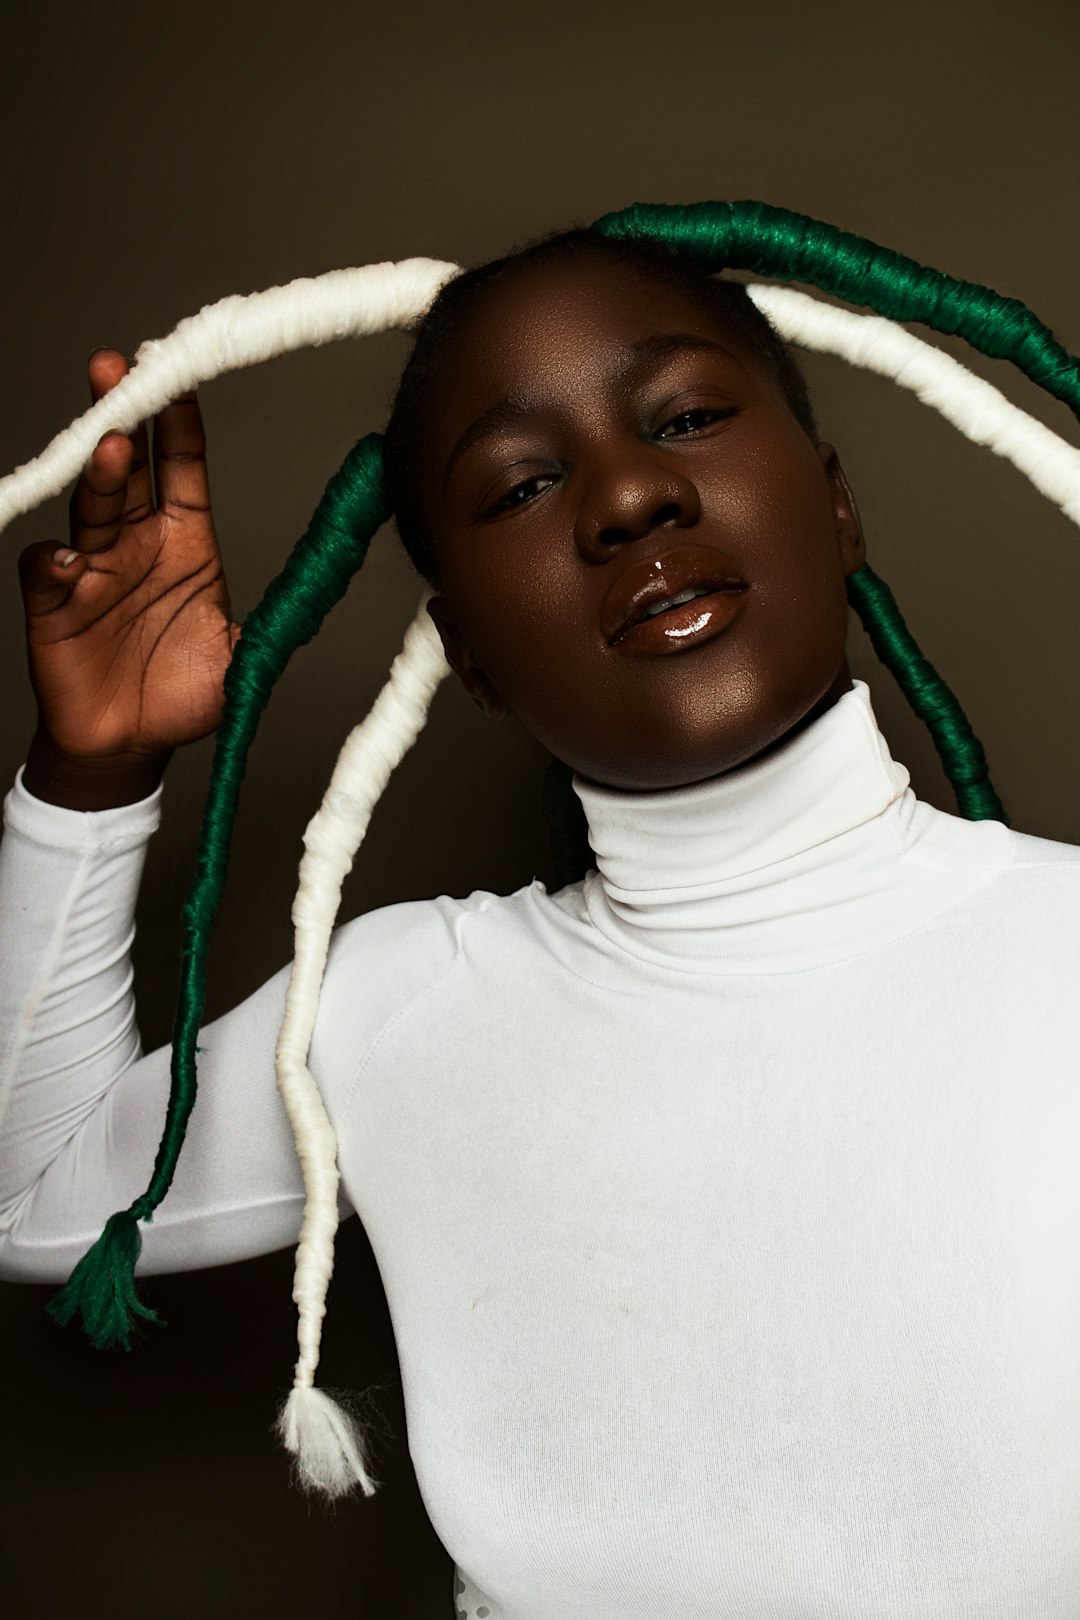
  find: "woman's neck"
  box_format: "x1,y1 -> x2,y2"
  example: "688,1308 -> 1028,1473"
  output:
568,679 -> 1008,976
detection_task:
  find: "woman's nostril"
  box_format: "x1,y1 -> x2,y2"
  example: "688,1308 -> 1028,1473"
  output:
595,501 -> 687,548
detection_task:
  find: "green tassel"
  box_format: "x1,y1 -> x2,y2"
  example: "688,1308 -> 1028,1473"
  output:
45,1210 -> 164,1352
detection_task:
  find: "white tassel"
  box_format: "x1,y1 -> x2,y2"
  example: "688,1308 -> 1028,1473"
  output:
275,1384 -> 380,1499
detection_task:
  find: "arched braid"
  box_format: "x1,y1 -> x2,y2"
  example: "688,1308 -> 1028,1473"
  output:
0,258 -> 462,531
593,202 -> 1080,417
45,433 -> 399,1351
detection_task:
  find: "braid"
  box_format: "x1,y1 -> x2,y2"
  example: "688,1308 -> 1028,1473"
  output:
846,564 -> 1006,824
46,434 -> 394,1351
594,201 -> 1080,419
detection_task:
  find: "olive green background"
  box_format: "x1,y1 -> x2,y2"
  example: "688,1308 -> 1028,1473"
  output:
2,1 -> 1079,1615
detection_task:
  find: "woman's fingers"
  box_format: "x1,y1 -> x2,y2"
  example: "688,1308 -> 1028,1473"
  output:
18,538 -> 90,617
67,426 -> 135,554
65,349 -> 139,553
89,349 -> 153,523
152,390 -> 212,518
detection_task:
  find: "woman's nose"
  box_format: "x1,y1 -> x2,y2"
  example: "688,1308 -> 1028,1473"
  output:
573,451 -> 701,562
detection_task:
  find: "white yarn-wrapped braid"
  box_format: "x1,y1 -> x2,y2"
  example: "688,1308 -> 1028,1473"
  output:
746,282 -> 1080,529
273,593 -> 451,1497
4,261 -> 1079,543
0,257 -> 461,535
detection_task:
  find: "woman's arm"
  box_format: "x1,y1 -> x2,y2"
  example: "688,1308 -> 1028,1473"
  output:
1,346 -> 323,1281
0,768 -> 340,1281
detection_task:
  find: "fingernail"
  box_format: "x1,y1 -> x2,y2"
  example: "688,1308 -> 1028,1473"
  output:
53,547 -> 79,568
87,345 -> 111,362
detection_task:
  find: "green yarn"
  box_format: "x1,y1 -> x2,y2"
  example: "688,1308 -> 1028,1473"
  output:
846,564 -> 1008,824
593,201 -> 1080,420
47,432 -> 391,1349
44,1211 -> 163,1351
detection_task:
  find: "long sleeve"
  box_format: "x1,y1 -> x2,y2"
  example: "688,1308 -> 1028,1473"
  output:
0,765 -> 344,1281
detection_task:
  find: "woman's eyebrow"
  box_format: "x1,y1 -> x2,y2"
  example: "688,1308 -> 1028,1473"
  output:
625,331 -> 741,369
443,396 -> 539,490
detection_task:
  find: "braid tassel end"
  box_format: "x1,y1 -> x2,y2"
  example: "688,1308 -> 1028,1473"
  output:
275,1385 -> 381,1500
44,1209 -> 163,1352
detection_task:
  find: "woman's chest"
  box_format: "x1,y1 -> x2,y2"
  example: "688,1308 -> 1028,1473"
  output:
340,937 -> 1080,1618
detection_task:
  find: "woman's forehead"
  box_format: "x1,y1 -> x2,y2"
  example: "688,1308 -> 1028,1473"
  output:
453,256 -> 742,360
425,257 -> 767,427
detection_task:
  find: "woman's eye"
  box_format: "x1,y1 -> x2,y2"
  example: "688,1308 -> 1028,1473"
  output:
488,474 -> 555,515
656,406 -> 732,440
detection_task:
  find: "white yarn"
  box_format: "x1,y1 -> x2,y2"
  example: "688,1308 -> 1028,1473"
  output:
5,258 -> 1079,543
273,594 -> 450,1497
0,257 -> 461,536
745,282 -> 1080,530
276,1385 -> 382,1501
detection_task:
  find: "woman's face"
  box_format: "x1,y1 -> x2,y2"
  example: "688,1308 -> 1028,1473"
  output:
418,255 -> 866,791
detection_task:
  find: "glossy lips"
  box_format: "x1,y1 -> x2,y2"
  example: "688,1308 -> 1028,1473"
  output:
603,545 -> 749,655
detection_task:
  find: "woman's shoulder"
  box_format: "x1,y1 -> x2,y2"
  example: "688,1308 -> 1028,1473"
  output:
948,816 -> 1080,951
320,876 -> 560,1012
1000,822 -> 1080,873
911,795 -> 1080,877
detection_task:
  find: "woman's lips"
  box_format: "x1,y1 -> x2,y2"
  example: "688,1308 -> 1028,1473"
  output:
614,587 -> 748,655
602,544 -> 749,644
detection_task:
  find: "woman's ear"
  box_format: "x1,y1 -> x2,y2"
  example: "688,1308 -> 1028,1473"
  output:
817,443 -> 867,578
425,596 -> 511,720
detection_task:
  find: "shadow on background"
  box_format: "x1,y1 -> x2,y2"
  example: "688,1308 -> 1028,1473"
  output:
2,1218 -> 453,1618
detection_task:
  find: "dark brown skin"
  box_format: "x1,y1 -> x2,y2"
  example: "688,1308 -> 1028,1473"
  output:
18,349 -> 239,809
17,256 -> 866,809
422,256 -> 867,792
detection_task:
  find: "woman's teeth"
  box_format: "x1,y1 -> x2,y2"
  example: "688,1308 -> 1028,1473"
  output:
643,585 -> 710,617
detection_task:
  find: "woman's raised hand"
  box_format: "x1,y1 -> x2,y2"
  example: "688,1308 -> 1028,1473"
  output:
18,349 -> 242,807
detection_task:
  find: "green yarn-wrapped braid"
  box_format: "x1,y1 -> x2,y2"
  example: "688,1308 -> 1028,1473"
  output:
593,201 -> 1080,421
538,563 -> 1009,895
46,433 -> 391,1351
846,564 -> 1008,824
591,202 -> 1017,826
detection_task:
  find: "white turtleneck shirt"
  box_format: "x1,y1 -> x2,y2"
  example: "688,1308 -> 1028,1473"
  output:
2,677 -> 1080,1620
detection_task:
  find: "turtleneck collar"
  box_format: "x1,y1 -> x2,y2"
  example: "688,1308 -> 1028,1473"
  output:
569,679 -> 1010,975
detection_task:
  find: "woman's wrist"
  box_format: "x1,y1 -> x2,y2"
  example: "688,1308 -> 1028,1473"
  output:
22,731 -> 173,811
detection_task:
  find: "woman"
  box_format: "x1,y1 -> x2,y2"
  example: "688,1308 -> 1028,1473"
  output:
3,227 -> 1080,1618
